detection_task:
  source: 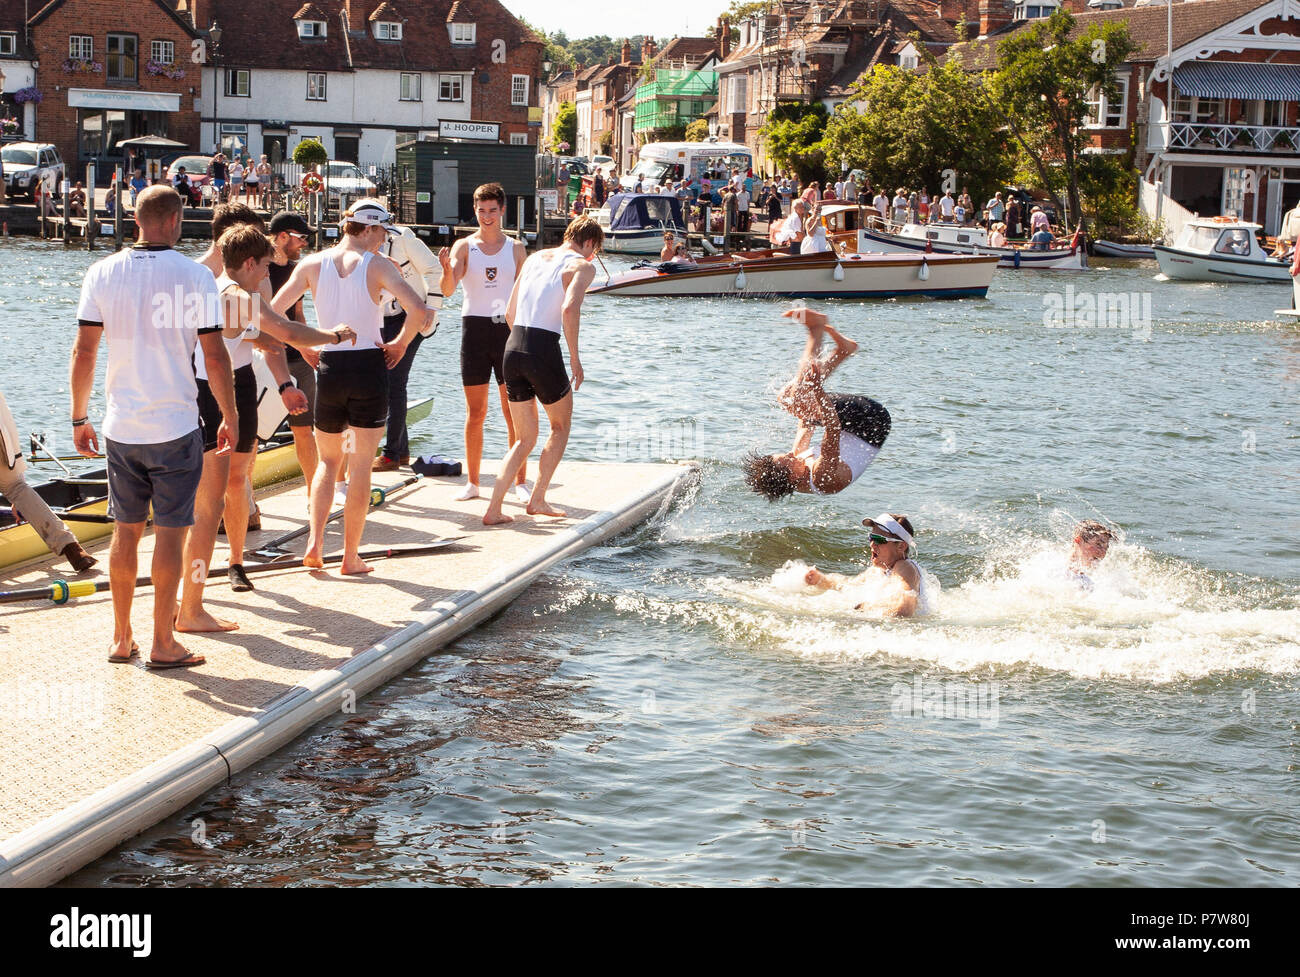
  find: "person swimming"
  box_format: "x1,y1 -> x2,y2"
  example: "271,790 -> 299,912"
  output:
1067,519 -> 1113,591
742,307 -> 890,499
803,513 -> 927,618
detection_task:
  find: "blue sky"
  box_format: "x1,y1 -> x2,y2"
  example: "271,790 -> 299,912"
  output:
506,0 -> 733,41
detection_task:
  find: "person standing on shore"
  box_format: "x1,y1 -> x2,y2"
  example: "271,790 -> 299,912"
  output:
69,186 -> 235,668
266,211 -> 321,485
270,202 -> 433,574
482,216 -> 602,526
0,391 -> 96,572
438,183 -> 530,502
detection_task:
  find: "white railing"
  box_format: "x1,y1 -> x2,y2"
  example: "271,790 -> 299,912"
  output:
1168,121 -> 1300,153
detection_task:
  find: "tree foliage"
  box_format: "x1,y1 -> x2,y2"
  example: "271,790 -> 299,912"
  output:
551,102 -> 577,153
987,9 -> 1136,228
760,102 -> 830,183
685,118 -> 710,142
822,58 -> 1011,196
292,138 -> 327,170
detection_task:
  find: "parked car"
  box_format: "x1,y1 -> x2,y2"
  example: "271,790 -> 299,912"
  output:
590,155 -> 616,178
323,160 -> 379,206
2,142 -> 64,198
1005,186 -> 1059,226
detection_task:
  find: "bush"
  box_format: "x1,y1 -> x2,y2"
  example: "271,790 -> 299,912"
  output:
293,139 -> 328,170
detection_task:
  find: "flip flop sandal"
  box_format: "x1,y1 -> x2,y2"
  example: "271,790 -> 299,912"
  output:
146,653 -> 206,670
108,642 -> 140,664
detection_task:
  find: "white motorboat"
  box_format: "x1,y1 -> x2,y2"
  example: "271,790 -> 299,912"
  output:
1153,218 -> 1292,284
587,192 -> 687,255
858,219 -> 1087,270
1094,240 -> 1156,259
587,248 -> 998,300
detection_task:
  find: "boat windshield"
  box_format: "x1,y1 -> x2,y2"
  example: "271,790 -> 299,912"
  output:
1174,224 -> 1225,253
1214,229 -> 1253,256
1,148 -> 36,165
633,161 -> 671,184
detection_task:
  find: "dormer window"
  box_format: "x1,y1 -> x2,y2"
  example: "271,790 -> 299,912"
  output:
1014,0 -> 1060,20
294,3 -> 328,38
299,20 -> 326,38
450,23 -> 476,45
375,21 -> 402,40
1086,0 -> 1122,9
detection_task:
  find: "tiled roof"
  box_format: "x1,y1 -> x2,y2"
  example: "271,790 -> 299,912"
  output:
950,0 -> 1269,69
369,1 -> 401,20
650,36 -> 719,66
28,0 -> 199,36
294,2 -> 326,18
446,1 -> 472,23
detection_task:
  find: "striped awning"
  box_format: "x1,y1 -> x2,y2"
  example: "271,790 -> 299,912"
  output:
1173,62 -> 1300,101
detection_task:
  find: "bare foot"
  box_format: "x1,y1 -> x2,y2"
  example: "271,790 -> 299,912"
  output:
526,500 -> 568,518
175,606 -> 239,633
840,337 -> 859,358
483,509 -> 515,526
303,546 -> 325,569
340,554 -> 373,575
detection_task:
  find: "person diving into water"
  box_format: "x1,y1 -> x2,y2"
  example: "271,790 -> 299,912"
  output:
803,513 -> 928,618
743,307 -> 890,499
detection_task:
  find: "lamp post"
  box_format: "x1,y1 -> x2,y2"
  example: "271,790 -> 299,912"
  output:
209,22 -> 223,160
0,67 -> 7,205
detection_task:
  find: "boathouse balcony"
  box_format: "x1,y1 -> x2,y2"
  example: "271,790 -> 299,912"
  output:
1166,121 -> 1300,154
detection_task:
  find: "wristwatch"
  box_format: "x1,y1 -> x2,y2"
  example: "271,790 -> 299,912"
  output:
278,381 -> 294,394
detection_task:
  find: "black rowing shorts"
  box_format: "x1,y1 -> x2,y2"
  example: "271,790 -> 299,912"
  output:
198,363 -> 258,453
461,314 -> 511,387
503,327 -> 571,405
316,348 -> 389,433
827,393 -> 890,447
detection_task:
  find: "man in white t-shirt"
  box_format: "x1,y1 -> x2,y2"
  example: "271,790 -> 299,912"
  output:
939,190 -> 955,221
70,186 -> 237,669
774,198 -> 808,254
872,190 -> 889,219
735,185 -> 751,232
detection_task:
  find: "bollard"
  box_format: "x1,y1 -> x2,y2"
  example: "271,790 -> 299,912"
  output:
113,174 -> 124,251
62,180 -> 72,248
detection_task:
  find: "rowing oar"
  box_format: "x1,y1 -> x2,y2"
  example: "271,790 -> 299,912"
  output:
0,538 -> 467,606
247,472 -> 424,561
0,506 -> 117,525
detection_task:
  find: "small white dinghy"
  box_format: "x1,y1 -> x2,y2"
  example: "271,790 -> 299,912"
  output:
1094,240 -> 1156,259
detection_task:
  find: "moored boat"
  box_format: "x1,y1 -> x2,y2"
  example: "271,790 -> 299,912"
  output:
1153,217 -> 1292,284
0,397 -> 433,572
589,192 -> 688,255
858,218 -> 1088,270
587,247 -> 997,300
1094,239 -> 1156,259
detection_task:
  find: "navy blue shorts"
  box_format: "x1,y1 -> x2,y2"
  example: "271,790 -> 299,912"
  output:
105,429 -> 204,528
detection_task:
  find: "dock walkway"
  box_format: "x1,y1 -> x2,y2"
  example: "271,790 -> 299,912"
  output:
0,461 -> 694,886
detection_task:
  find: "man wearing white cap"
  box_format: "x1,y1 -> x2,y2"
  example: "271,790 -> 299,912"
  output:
270,200 -> 435,575
804,512 -> 927,618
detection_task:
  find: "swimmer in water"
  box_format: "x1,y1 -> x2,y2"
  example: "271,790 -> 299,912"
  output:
1067,519 -> 1113,590
742,307 -> 890,499
803,513 -> 926,618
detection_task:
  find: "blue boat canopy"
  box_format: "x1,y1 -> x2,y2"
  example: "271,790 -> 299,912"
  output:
1173,62 -> 1300,101
607,193 -> 685,233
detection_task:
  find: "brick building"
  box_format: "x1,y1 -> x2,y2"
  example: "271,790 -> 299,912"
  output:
27,0 -> 201,176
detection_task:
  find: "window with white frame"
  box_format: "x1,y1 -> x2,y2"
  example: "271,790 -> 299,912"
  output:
510,133 -> 528,145
69,34 -> 93,61
439,74 -> 463,101
899,50 -> 919,70
298,20 -> 326,39
0,32 -> 16,56
307,72 -> 327,100
151,39 -> 174,64
729,75 -> 747,114
224,69 -> 250,96
450,23 -> 476,45
1259,100 -> 1286,127
1084,75 -> 1128,128
375,21 -> 402,40
400,72 -> 421,101
1171,91 -> 1224,124
511,74 -> 529,106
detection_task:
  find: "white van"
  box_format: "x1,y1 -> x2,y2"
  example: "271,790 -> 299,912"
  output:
620,141 -> 753,194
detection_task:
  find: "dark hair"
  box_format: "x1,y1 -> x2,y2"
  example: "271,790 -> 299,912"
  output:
219,224 -> 272,271
887,513 -> 915,539
742,451 -> 797,501
212,201 -> 265,239
473,182 -> 506,207
1075,520 -> 1112,545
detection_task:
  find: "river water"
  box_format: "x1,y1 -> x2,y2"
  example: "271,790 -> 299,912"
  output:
3,239 -> 1297,886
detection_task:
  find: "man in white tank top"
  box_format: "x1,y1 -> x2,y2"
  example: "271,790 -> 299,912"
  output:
271,203 -> 434,575
438,183 -> 530,503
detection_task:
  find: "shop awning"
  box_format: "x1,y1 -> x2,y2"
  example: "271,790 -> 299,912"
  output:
1173,62 -> 1300,101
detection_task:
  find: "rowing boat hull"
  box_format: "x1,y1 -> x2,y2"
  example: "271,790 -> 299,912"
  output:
588,250 -> 998,299
0,397 -> 434,572
858,228 -> 1087,270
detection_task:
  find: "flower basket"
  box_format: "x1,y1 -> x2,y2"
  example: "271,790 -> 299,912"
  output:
62,58 -> 103,75
1,119 -> 19,135
13,87 -> 43,105
145,59 -> 186,80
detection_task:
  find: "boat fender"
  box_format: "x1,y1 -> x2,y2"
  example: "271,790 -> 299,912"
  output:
735,267 -> 747,290
833,262 -> 845,282
1013,250 -> 1021,269
918,258 -> 930,281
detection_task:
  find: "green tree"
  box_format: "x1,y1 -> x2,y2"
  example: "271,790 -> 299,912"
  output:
822,58 -> 1011,197
684,118 -> 710,142
551,102 -> 577,153
988,9 -> 1136,229
599,129 -> 614,155
292,138 -> 327,170
760,102 -> 829,184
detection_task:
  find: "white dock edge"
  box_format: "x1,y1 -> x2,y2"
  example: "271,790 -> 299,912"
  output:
0,462 -> 697,888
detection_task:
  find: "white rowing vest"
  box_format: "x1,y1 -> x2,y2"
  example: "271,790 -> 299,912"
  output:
885,558 -> 931,616
195,274 -> 257,380
316,249 -> 383,349
513,250 -> 585,333
462,237 -> 517,318
0,391 -> 21,469
800,432 -> 880,495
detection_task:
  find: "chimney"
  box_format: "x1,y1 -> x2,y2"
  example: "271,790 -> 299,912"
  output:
720,17 -> 731,58
978,0 -> 1014,37
938,0 -> 963,23
622,38 -> 632,63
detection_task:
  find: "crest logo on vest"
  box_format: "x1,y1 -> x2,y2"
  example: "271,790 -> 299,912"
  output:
486,267 -> 498,282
